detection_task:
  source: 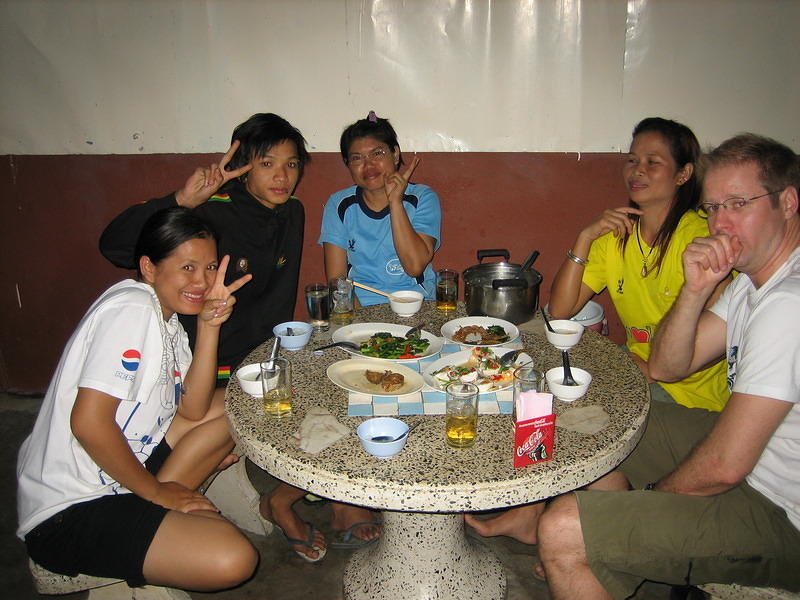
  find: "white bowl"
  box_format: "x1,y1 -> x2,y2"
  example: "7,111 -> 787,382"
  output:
389,291 -> 424,317
272,321 -> 312,352
544,320 -> 585,350
236,363 -> 263,396
356,417 -> 409,458
546,367 -> 592,402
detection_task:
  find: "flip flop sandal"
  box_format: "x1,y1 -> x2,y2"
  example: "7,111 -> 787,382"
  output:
252,499 -> 327,563
533,561 -> 547,582
280,521 -> 328,563
329,521 -> 382,550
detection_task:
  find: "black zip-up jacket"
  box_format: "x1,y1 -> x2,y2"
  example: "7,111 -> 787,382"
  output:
99,182 -> 304,381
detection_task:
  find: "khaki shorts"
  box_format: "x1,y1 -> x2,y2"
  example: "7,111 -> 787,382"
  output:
576,401 -> 800,599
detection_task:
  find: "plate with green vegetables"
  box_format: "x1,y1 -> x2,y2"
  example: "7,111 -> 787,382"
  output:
331,323 -> 443,361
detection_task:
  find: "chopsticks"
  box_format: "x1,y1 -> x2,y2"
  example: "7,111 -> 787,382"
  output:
349,280 -> 391,298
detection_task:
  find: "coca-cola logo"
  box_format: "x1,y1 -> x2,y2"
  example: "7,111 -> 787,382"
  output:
517,429 -> 543,457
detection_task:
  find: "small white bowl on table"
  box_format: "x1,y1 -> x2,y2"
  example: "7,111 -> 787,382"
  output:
357,417 -> 409,458
546,367 -> 592,402
236,363 -> 263,396
272,321 -> 312,351
389,291 -> 424,317
544,320 -> 584,350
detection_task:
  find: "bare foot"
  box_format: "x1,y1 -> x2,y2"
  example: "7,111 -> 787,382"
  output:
261,488 -> 326,560
330,503 -> 381,542
464,503 -> 545,545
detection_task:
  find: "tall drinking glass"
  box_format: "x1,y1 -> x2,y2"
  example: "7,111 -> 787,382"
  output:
436,269 -> 458,311
445,381 -> 479,448
305,283 -> 330,331
260,358 -> 292,418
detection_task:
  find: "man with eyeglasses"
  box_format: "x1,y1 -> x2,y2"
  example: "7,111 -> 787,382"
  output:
536,133 -> 800,599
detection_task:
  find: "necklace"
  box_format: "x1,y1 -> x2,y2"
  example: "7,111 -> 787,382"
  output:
635,222 -> 656,277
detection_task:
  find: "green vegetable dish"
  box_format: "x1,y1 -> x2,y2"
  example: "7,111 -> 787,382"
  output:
360,332 -> 431,359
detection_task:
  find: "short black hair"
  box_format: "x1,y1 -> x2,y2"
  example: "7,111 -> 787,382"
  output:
340,112 -> 403,166
134,207 -> 217,276
226,113 -> 310,181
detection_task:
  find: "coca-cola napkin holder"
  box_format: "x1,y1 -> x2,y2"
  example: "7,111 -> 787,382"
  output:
513,391 -> 555,468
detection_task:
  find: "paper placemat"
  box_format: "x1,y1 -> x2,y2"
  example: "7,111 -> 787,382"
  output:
346,340 -> 522,417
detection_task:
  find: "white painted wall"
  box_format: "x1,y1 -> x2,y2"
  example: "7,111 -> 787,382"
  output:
1,0 -> 797,154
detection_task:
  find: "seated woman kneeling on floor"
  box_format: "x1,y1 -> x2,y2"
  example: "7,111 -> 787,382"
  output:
16,207 -> 257,591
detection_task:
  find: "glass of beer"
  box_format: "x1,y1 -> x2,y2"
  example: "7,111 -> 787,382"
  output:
329,277 -> 354,325
436,269 -> 458,311
260,358 -> 292,418
305,283 -> 330,331
445,381 -> 479,448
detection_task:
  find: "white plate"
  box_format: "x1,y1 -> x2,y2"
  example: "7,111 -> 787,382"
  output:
421,346 -> 531,393
331,322 -> 444,361
440,316 -> 520,347
327,359 -> 424,396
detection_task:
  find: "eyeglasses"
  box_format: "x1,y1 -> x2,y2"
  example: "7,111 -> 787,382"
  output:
347,147 -> 390,166
698,190 -> 780,218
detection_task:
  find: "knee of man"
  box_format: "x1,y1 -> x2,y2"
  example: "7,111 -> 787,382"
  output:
538,495 -> 581,553
214,536 -> 259,588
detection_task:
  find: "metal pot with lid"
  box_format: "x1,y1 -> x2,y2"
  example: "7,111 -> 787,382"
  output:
462,249 -> 542,324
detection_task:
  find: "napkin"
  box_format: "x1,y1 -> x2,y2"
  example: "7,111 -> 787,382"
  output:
515,391 -> 553,421
292,406 -> 351,454
557,405 -> 609,434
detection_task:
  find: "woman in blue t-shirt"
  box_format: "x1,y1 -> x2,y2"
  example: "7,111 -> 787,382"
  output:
319,111 -> 442,305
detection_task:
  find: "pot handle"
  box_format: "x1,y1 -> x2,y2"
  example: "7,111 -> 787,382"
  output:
492,278 -> 527,290
477,249 -> 510,263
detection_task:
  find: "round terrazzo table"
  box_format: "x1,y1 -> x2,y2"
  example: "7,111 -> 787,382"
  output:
226,302 -> 649,600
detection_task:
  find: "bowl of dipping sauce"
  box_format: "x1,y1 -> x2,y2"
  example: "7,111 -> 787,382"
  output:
272,321 -> 312,352
389,291 -> 424,317
235,363 -> 263,396
544,320 -> 585,351
357,417 -> 409,458
546,366 -> 592,402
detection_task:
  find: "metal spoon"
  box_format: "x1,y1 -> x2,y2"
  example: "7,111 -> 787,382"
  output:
405,322 -> 426,339
257,337 -> 282,379
541,307 -> 556,333
561,350 -> 578,386
312,340 -> 359,352
499,349 -> 523,366
370,421 -> 422,443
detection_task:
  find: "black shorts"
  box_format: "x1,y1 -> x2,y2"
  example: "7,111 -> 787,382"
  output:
25,437 -> 172,587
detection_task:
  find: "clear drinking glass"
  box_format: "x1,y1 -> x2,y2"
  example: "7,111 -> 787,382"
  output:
260,357 -> 292,418
445,381 -> 479,448
436,269 -> 458,311
329,277 -> 354,325
305,283 -> 330,331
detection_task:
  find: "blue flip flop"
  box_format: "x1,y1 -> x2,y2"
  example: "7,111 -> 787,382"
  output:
329,521 -> 381,550
280,520 -> 328,563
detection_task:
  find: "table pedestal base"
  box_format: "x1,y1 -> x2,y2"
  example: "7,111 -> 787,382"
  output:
343,511 -> 506,600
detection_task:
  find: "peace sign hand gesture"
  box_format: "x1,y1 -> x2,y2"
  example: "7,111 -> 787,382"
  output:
384,154 -> 421,207
199,255 -> 252,327
176,141 -> 253,208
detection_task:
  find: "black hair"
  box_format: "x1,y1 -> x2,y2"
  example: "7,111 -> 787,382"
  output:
339,111 -> 403,166
225,113 -> 310,181
134,207 -> 217,277
621,117 -> 701,275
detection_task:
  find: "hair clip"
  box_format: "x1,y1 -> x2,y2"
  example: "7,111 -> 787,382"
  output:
367,110 -> 378,123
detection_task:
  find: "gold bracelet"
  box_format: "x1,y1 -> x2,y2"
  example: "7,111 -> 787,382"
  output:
566,249 -> 588,266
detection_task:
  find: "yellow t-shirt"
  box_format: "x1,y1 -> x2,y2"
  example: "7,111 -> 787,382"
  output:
583,211 -> 729,411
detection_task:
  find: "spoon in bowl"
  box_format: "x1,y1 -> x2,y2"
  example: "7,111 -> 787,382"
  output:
561,350 -> 578,386
541,307 -> 556,333
370,421 -> 422,443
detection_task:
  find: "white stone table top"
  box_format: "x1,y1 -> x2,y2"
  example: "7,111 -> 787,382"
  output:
226,302 -> 649,512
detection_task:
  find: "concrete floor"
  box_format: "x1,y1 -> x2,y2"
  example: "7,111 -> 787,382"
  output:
2,393 -> 677,600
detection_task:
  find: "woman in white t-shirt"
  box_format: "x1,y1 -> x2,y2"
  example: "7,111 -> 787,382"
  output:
17,207 -> 257,591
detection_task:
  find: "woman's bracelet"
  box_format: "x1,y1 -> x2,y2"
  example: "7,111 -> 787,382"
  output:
566,249 -> 588,266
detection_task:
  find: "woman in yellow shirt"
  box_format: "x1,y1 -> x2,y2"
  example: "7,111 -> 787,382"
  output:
550,116 -> 729,411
